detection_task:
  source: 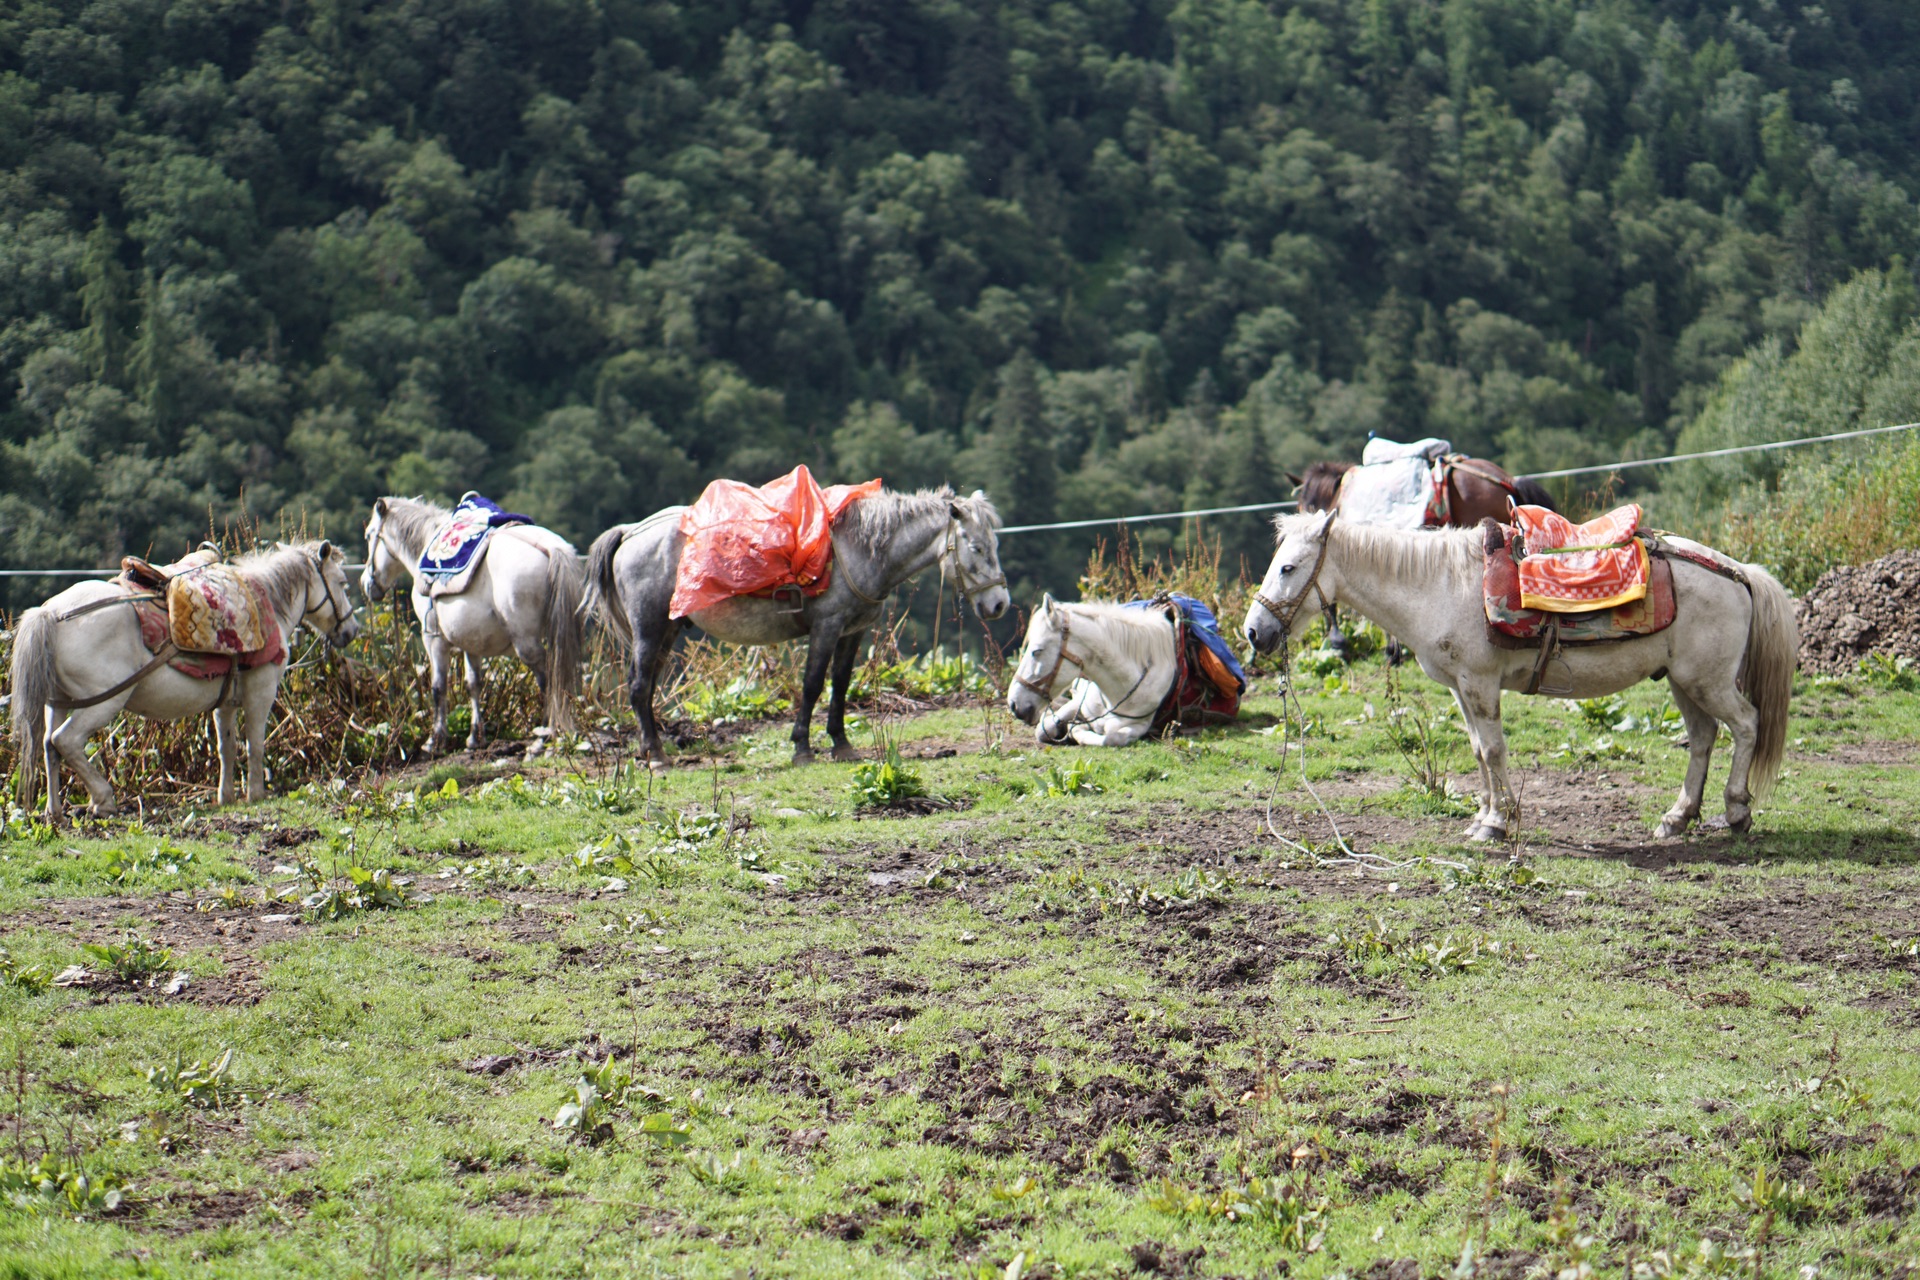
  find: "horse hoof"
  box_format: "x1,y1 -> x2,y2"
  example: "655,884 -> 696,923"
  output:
792,750 -> 816,766
1655,816 -> 1692,839
1467,823 -> 1504,843
830,745 -> 861,763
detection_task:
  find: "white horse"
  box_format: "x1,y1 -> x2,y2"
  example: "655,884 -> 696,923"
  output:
9,542 -> 360,816
360,497 -> 586,755
1244,513 -> 1796,841
1006,597 -> 1179,747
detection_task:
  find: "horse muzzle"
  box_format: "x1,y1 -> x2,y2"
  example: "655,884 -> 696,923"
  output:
972,586 -> 1011,621
328,617 -> 362,649
1244,608 -> 1282,656
360,571 -> 385,604
1006,685 -> 1042,725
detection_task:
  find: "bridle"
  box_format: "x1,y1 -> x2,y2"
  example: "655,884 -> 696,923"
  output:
306,551 -> 355,639
943,519 -> 1007,598
1013,611 -> 1084,701
1252,512 -> 1337,638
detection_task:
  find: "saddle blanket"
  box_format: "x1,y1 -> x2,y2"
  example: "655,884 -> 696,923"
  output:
1122,594 -> 1247,728
671,465 -> 882,619
418,493 -> 534,595
1340,437 -> 1452,530
117,570 -> 286,681
1511,503 -> 1647,611
1483,520 -> 1674,645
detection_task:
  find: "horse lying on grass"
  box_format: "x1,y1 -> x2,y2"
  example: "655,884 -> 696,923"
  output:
9,542 -> 360,816
1244,513 -> 1795,842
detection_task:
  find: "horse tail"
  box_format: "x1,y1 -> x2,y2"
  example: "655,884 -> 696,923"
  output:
9,607 -> 56,805
1742,565 -> 1797,803
582,524 -> 634,647
542,547 -> 586,733
1510,476 -> 1556,511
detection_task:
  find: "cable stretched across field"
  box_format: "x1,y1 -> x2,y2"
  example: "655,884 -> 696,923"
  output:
2,418 -> 1917,575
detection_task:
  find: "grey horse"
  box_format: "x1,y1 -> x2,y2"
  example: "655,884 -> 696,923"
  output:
584,487 -> 1011,765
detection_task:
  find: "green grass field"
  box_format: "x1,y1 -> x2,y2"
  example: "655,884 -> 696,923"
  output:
1,658 -> 1916,1279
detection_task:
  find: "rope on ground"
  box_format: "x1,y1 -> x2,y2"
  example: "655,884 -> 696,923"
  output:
1260,631 -> 1473,875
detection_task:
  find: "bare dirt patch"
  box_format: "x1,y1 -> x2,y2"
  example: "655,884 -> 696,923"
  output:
9,895 -> 310,1006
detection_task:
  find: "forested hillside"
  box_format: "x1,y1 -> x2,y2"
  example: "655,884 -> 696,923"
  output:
4,0 -> 1920,601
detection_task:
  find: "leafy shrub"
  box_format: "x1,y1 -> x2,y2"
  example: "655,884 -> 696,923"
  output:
81,933 -> 173,983
848,744 -> 927,809
0,1153 -> 125,1217
552,1056 -> 694,1147
1858,653 -> 1920,691
0,946 -> 51,995
679,677 -> 790,726
1145,1173 -> 1329,1249
146,1047 -> 236,1109
1043,758 -> 1105,797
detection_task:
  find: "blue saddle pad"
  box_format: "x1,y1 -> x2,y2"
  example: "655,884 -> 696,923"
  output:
417,492 -> 533,582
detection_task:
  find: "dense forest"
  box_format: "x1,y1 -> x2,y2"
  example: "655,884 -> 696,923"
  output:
5,0 -> 1920,605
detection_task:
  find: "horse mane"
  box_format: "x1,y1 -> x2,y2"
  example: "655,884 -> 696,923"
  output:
1297,461 -> 1352,513
1053,600 -> 1177,670
236,541 -> 327,614
377,496 -> 451,557
833,486 -> 1002,557
1275,514 -> 1483,589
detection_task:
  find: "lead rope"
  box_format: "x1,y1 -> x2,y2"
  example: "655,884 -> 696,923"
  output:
1255,526 -> 1470,874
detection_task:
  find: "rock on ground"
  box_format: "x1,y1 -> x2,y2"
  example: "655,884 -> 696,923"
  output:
1796,548 -> 1920,675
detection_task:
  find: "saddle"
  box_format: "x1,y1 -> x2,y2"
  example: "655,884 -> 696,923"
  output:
1483,516 -> 1676,694
115,546 -> 285,681
1137,596 -> 1245,735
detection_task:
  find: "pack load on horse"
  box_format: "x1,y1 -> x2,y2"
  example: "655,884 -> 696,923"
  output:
1288,437 -> 1558,656
360,492 -> 585,755
9,541 -> 360,815
584,466 -> 1011,766
1244,506 -> 1795,842
1008,594 -> 1246,747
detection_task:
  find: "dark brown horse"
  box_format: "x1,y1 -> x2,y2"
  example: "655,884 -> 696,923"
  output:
1285,455 -> 1556,657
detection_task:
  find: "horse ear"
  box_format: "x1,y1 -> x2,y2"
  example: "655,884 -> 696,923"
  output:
318,539 -> 334,560
1040,592 -> 1055,613
949,501 -> 964,521
374,497 -> 388,517
1284,472 -> 1303,488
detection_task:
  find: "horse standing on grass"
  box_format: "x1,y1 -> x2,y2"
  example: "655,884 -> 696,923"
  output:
359,497 -> 585,755
584,488 -> 1010,766
9,542 -> 360,816
1244,513 -> 1796,842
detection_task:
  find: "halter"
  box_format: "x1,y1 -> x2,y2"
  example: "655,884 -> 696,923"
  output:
1252,512 -> 1337,638
307,551 -> 355,637
943,519 -> 1007,598
1013,612 -> 1084,701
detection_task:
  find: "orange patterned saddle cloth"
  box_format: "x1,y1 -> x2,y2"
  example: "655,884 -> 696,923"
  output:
1483,505 -> 1675,646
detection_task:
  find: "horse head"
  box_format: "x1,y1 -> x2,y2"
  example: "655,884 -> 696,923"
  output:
1006,594 -> 1078,726
946,490 -> 1011,621
1295,462 -> 1352,514
306,540 -> 361,648
361,498 -> 405,604
1245,512 -> 1336,655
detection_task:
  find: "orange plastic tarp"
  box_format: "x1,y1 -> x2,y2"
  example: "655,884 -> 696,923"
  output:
670,465 -> 884,619
1512,503 -> 1648,612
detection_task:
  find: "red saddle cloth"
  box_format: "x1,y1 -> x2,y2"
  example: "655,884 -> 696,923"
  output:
1147,612 -> 1243,735
670,466 -> 884,619
1483,521 -> 1675,645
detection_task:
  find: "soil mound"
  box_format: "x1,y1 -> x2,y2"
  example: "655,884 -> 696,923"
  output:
1797,549 -> 1920,675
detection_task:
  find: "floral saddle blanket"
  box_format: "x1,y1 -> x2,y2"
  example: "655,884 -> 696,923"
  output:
117,548 -> 286,680
418,492 -> 536,597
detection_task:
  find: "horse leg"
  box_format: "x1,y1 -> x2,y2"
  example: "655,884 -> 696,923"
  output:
1451,679 -> 1514,841
1322,606 -> 1348,657
39,706 -> 61,820
463,653 -> 487,751
214,700 -> 241,806
1040,681 -> 1096,746
243,673 -> 277,803
791,624 -> 844,765
825,632 -> 864,762
628,618 -> 682,768
48,702 -> 124,816
1682,677 -> 1760,834
423,631 -> 453,756
512,632 -> 553,734
1656,686 -> 1718,838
